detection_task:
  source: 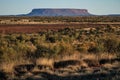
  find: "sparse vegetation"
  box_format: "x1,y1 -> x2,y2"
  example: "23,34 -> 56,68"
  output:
0,16 -> 120,80
0,16 -> 120,24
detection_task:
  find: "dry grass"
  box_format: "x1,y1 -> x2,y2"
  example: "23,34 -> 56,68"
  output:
98,53 -> 117,60
103,61 -> 120,68
0,52 -> 119,80
36,58 -> 54,68
82,54 -> 97,60
52,52 -> 118,69
59,54 -> 81,61
0,62 -> 15,73
56,52 -> 117,62
0,58 -> 32,73
81,53 -> 117,60
0,52 -> 117,73
102,63 -> 114,68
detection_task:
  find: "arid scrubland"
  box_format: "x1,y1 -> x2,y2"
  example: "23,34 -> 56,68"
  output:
0,16 -> 120,80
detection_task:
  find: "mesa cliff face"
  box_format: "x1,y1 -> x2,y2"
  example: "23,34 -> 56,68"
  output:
26,8 -> 92,16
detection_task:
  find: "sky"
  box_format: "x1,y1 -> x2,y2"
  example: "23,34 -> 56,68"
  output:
0,0 -> 120,15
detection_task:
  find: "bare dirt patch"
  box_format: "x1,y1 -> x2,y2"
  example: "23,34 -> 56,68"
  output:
0,23 -> 120,34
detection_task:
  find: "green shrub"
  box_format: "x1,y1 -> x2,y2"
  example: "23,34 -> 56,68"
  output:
35,45 -> 53,58
88,46 -> 99,53
104,38 -> 120,53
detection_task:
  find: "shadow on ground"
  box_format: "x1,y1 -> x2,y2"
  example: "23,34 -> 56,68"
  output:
25,71 -> 120,80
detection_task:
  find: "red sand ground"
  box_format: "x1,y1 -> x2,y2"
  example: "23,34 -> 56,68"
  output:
0,23 -> 119,34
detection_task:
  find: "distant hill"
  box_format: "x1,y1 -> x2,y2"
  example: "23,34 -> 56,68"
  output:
108,14 -> 120,16
24,8 -> 93,16
0,8 -> 119,16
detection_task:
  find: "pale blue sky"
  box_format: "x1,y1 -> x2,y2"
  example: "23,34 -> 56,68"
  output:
0,0 -> 120,15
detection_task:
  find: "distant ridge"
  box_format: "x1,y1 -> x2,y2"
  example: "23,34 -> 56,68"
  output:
0,8 -> 119,16
25,8 -> 93,16
108,14 -> 120,16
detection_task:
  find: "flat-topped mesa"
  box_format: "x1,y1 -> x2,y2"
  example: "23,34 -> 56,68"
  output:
27,8 -> 92,16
